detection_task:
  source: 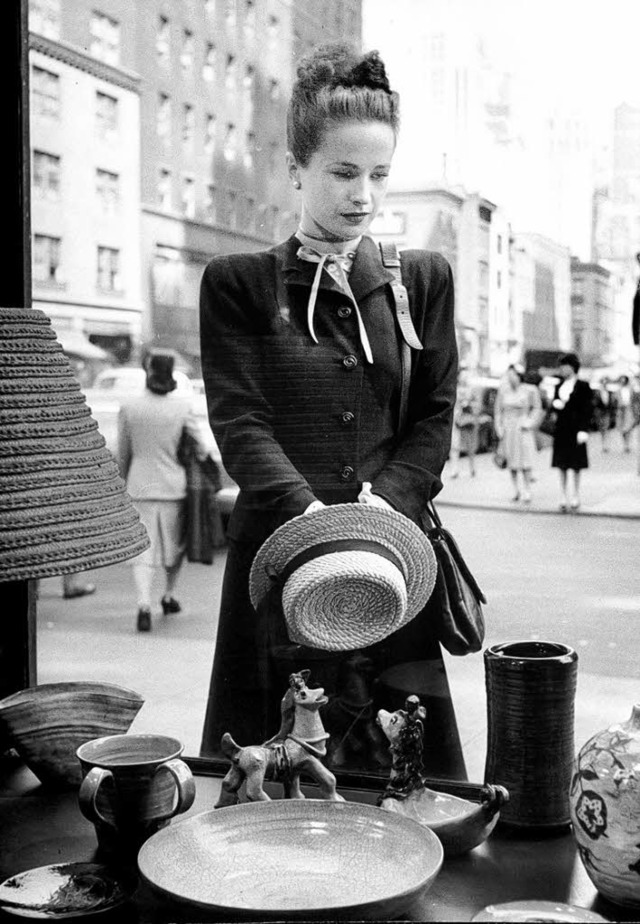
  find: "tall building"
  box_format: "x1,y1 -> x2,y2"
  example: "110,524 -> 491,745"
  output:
371,186 -> 512,375
29,0 -> 142,364
570,260 -> 615,367
29,0 -> 363,370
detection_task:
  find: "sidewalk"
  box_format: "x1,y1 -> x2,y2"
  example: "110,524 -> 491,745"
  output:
438,431 -> 640,519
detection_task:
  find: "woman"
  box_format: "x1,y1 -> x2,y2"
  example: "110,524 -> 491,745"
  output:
199,45 -> 465,780
117,350 -> 209,631
448,367 -> 480,478
551,352 -> 591,513
494,363 -> 541,504
616,375 -> 634,452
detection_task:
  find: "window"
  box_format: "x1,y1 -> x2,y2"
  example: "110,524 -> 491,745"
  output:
497,270 -> 502,289
33,234 -> 62,283
157,15 -> 170,61
244,195 -> 255,234
244,0 -> 255,39
270,205 -> 279,240
182,104 -> 195,147
225,54 -> 236,90
157,93 -> 171,139
181,29 -> 194,70
226,190 -> 237,229
32,150 -> 61,199
32,66 -> 60,119
223,123 -> 237,161
182,175 -> 195,218
90,11 -> 120,65
95,91 -> 118,137
205,184 -> 216,223
203,43 -> 216,81
97,246 -> 121,291
497,233 -> 503,254
244,131 -> 255,168
29,0 -> 60,38
267,14 -> 279,47
204,114 -> 216,155
96,168 -> 119,211
158,168 -> 172,210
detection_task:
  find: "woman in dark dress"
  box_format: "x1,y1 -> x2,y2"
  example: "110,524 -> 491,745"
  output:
551,352 -> 592,513
198,44 -> 467,782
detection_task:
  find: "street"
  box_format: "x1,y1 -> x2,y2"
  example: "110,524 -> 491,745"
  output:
36,480 -> 640,782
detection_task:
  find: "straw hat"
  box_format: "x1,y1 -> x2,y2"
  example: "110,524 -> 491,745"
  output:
249,503 -> 437,651
0,308 -> 149,581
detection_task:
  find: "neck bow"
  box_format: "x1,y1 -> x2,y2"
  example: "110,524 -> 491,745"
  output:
296,245 -> 374,364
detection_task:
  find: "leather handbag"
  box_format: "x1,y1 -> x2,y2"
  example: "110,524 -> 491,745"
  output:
420,501 -> 486,656
538,406 -> 557,437
380,241 -> 487,657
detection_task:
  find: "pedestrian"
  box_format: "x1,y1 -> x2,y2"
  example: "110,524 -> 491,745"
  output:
198,43 -> 466,781
448,367 -> 480,478
551,352 -> 591,513
117,350 -> 210,632
616,375 -> 634,453
591,377 -> 616,453
494,363 -> 541,505
61,573 -> 96,599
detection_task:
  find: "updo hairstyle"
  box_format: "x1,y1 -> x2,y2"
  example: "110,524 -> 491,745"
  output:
287,44 -> 399,167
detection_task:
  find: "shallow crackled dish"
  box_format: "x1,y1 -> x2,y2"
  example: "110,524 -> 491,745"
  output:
471,900 -> 609,922
0,862 -> 133,919
138,799 -> 444,921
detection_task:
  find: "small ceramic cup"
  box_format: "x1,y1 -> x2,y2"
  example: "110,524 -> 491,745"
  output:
77,733 -> 196,859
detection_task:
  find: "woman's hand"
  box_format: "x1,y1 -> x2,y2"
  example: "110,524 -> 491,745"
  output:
577,431 -> 588,445
552,398 -> 564,411
304,500 -> 326,515
358,482 -> 395,511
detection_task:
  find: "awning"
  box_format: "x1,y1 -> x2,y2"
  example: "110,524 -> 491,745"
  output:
57,330 -> 112,361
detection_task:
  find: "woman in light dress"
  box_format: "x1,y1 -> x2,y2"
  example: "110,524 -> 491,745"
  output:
448,367 -> 481,478
494,363 -> 541,505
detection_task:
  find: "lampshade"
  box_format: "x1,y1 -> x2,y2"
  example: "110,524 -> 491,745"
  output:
0,307 -> 149,581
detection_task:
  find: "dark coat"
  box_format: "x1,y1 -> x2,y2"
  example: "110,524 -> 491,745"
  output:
551,378 -> 592,471
198,234 -> 466,781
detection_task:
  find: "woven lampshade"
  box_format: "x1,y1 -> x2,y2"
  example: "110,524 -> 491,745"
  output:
0,307 -> 149,581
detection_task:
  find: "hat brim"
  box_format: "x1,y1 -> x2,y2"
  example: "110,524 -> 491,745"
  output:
249,503 -> 437,620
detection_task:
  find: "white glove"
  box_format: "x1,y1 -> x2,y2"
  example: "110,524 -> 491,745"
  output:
552,398 -> 564,411
304,500 -> 326,515
577,431 -> 588,445
357,482 -> 395,511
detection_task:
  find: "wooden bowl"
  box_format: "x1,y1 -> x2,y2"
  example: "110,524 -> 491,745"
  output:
0,681 -> 144,789
380,784 -> 509,856
138,800 -> 444,920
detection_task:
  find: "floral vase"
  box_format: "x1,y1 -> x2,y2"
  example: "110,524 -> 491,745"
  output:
570,703 -> 640,909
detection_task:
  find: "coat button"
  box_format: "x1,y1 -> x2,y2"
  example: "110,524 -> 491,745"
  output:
337,306 -> 352,319
340,465 -> 355,481
341,411 -> 355,424
343,354 -> 358,369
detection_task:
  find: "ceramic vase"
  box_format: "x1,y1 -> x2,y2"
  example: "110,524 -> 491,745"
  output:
484,640 -> 578,828
570,703 -> 640,909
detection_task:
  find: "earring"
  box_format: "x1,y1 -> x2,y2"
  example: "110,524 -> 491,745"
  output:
293,181 -> 301,189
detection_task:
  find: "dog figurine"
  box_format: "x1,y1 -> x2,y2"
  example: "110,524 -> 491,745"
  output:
215,669 -> 345,807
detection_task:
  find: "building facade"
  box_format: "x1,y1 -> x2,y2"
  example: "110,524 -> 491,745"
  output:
570,260 -> 615,367
29,0 -> 363,370
29,0 -> 142,363
371,186 -> 512,375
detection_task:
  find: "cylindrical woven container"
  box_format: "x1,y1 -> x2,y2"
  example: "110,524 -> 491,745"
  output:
0,308 -> 149,580
484,640 -> 578,828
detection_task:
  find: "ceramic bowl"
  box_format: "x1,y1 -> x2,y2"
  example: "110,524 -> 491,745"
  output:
380,784 -> 509,856
138,800 -> 444,920
0,681 -> 144,789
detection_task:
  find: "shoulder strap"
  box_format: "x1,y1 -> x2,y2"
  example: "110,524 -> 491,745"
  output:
379,241 -> 422,435
379,242 -> 423,351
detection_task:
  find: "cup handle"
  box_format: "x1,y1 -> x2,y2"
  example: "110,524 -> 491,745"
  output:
156,758 -> 196,817
78,767 -> 114,826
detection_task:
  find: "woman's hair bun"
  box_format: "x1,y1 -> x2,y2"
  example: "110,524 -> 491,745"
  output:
296,44 -> 392,95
